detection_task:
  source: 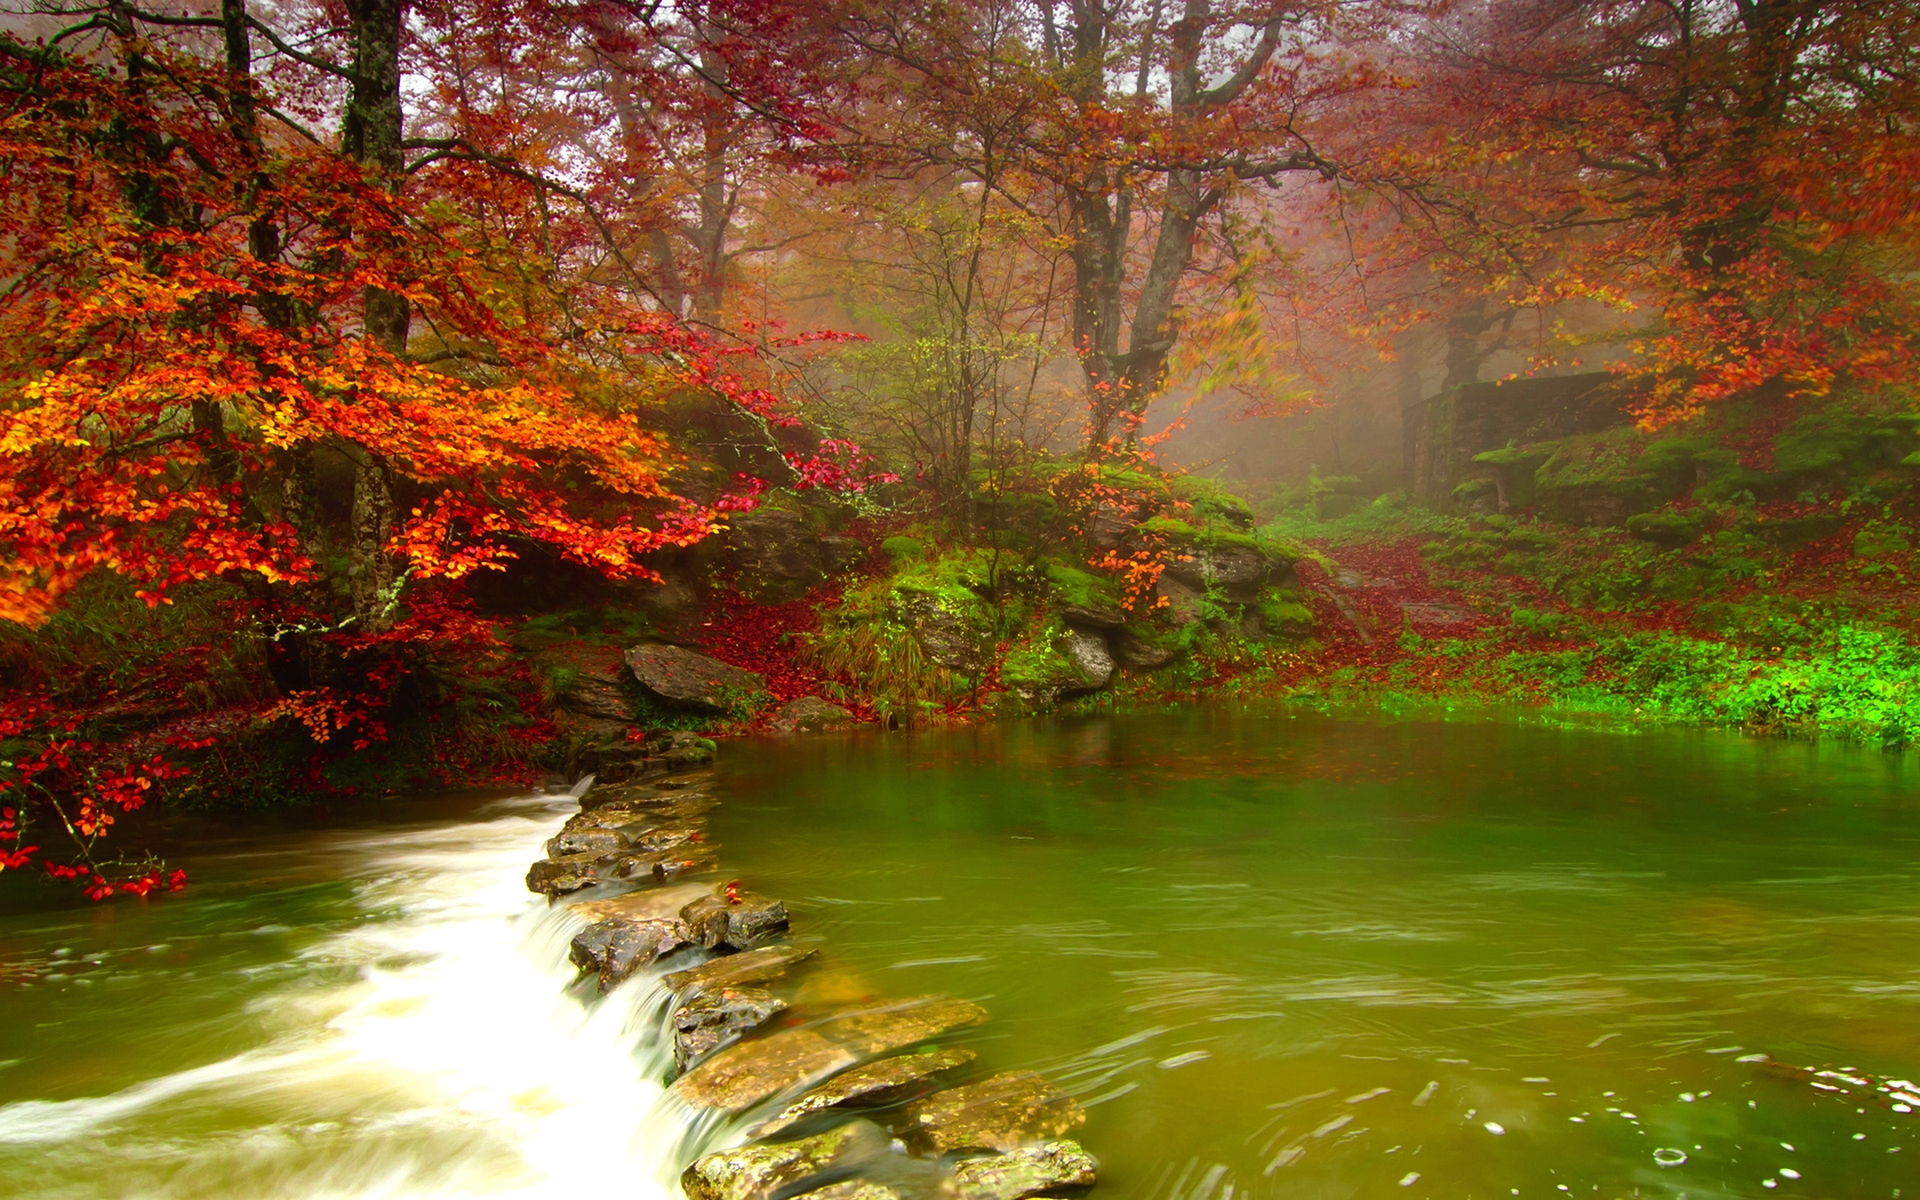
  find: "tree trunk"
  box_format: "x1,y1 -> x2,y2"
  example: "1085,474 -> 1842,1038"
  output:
344,0 -> 408,631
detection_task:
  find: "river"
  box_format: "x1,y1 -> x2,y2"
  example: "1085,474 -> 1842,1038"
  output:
1,709 -> 1916,1198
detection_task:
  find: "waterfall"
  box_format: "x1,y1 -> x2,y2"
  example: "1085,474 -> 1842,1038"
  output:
0,788 -> 728,1198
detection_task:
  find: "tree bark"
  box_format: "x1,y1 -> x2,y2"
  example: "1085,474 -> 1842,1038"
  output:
344,0 -> 407,631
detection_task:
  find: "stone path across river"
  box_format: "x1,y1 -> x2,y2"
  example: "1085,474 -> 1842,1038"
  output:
525,769 -> 1098,1200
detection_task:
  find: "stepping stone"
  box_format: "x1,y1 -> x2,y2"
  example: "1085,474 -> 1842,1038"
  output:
674,986 -> 788,1072
951,1142 -> 1098,1200
545,826 -> 630,857
672,1027 -> 859,1111
753,1047 -> 977,1136
904,1071 -> 1085,1153
662,944 -> 817,995
682,1119 -> 889,1200
673,996 -> 989,1111
526,848 -> 719,897
682,887 -> 789,950
570,881 -> 711,924
569,917 -> 691,990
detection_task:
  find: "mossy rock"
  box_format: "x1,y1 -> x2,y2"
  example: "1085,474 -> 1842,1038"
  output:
881,536 -> 926,561
1745,512 -> 1846,548
1853,523 -> 1913,559
1171,476 -> 1257,528
1138,516 -> 1199,542
1451,476 -> 1497,506
1044,561 -> 1119,610
1625,511 -> 1706,547
1256,588 -> 1315,638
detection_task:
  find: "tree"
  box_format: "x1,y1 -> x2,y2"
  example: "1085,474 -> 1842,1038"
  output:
1389,0 -> 1920,423
0,0 -> 868,895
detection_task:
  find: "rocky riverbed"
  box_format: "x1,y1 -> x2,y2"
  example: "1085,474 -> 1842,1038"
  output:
523,764 -> 1098,1200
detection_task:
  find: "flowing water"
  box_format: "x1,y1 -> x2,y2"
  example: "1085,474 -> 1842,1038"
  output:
2,709 -> 1918,1199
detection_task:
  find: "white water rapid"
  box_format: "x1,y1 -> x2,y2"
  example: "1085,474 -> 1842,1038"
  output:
0,786 -> 732,1199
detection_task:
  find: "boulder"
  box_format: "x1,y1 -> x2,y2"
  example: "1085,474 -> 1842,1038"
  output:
753,1047 -> 978,1137
625,644 -> 767,713
673,986 -> 788,1072
1153,576 -> 1205,624
1061,630 -> 1113,691
682,887 -> 790,950
662,944 -> 818,995
1058,603 -> 1127,632
819,536 -> 869,575
1109,631 -> 1179,672
903,1071 -> 1086,1153
728,510 -> 828,600
894,592 -> 986,675
569,916 -> 692,990
1163,544 -> 1273,597
681,1119 -> 890,1200
673,995 -> 990,1111
528,846 -> 719,896
769,696 -> 857,734
950,1142 -> 1098,1200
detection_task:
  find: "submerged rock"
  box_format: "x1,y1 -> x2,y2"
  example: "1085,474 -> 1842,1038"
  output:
903,1071 -> 1086,1153
950,1141 -> 1098,1200
682,1119 -> 891,1200
827,995 -> 992,1057
789,1183 -> 904,1200
682,887 -> 789,950
673,995 -> 989,1111
673,986 -> 788,1072
753,1047 -> 977,1136
569,916 -> 692,990
626,643 -> 767,713
662,944 -> 818,995
769,696 -> 857,734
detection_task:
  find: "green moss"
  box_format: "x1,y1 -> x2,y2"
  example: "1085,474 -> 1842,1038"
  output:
881,536 -> 926,560
1854,522 -> 1913,559
1256,588 -> 1314,638
1624,511 -> 1705,546
1171,475 -> 1257,528
1044,561 -> 1119,609
1139,516 -> 1199,541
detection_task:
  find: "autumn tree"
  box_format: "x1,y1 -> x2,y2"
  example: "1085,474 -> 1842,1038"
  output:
1384,0 -> 1920,423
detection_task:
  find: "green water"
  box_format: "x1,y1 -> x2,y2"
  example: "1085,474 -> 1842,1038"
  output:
0,710 -> 1916,1198
711,711 -> 1920,1200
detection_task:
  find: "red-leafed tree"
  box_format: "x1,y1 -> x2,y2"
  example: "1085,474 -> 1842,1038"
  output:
1374,0 -> 1920,424
0,0 -> 872,896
